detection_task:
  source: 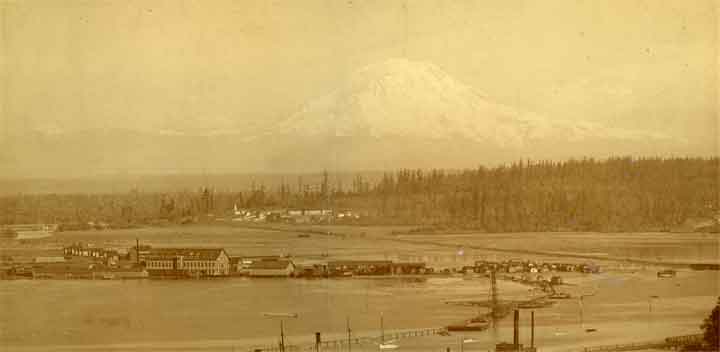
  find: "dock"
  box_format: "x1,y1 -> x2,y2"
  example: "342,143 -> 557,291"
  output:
249,327 -> 448,352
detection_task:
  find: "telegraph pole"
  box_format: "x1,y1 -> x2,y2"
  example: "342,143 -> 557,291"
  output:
490,268 -> 500,342
347,317 -> 351,352
279,320 -> 285,352
579,295 -> 584,330
380,312 -> 384,344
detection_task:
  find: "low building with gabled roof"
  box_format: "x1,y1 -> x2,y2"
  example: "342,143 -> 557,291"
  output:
247,259 -> 295,277
144,248 -> 230,277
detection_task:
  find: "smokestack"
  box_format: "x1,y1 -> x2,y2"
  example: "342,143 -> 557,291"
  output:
531,311 -> 535,349
513,309 -> 519,347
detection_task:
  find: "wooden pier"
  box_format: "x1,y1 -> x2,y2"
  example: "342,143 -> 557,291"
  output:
249,327 -> 447,352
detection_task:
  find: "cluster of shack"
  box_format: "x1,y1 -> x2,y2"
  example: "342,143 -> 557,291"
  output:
230,207 -> 362,225
467,259 -> 601,275
1,242 -> 608,280
0,242 -> 433,280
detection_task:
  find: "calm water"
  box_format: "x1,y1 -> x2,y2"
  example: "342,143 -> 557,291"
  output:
0,277 -> 495,349
1,227 -> 718,351
1,270 -> 717,352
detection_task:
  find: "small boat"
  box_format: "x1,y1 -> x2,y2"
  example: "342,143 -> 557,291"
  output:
549,292 -> 572,299
447,321 -> 490,332
657,269 -> 676,278
468,316 -> 489,324
378,315 -> 399,350
379,343 -> 399,350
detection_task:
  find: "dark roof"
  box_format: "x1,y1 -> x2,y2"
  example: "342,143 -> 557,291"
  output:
146,248 -> 226,261
248,260 -> 293,270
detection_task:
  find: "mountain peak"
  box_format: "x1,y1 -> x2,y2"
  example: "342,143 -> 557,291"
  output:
274,58 -> 534,148
272,58 -> 681,151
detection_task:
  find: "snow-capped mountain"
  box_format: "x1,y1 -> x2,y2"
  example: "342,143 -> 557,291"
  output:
267,58 -> 679,148
2,58 -> 691,178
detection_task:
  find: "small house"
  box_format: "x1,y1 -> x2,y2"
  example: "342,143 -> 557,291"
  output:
248,260 -> 295,277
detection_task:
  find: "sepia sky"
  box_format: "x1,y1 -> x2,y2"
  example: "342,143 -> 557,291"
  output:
1,0 -> 717,160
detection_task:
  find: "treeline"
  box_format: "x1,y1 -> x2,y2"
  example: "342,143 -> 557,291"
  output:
348,157 -> 719,231
1,157 -> 717,232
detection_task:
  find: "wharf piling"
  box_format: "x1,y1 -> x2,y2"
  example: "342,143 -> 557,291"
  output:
250,327 -> 447,352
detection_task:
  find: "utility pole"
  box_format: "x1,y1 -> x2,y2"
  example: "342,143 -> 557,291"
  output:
380,312 -> 384,344
490,268 -> 500,342
531,311 -> 535,349
347,317 -> 351,352
579,295 -> 584,330
279,320 -> 285,352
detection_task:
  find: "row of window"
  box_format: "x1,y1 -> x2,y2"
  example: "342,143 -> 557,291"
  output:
147,260 -> 173,269
185,261 -> 216,269
147,260 -> 227,270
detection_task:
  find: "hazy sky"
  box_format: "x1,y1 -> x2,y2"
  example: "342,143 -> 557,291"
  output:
1,0 -> 717,152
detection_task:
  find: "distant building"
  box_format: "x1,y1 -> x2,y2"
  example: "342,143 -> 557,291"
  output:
294,263 -> 328,277
392,262 -> 426,275
128,244 -> 153,263
144,248 -> 230,276
229,256 -> 243,274
580,263 -> 601,274
236,256 -> 284,275
247,260 -> 295,277
63,244 -> 120,266
327,260 -> 393,276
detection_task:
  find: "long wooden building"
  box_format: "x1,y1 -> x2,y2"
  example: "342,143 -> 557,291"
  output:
144,248 -> 230,277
